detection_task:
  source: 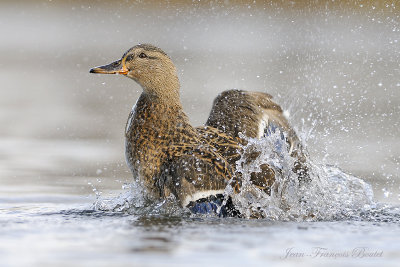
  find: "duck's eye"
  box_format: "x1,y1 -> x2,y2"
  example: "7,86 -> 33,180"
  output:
139,53 -> 147,59
126,54 -> 134,61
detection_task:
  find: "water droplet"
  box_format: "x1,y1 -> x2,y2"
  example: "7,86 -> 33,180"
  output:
382,188 -> 391,198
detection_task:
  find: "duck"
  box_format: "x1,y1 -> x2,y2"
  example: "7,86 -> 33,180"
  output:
90,44 -> 308,217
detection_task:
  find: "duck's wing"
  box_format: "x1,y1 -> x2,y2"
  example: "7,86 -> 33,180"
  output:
206,89 -> 309,184
185,193 -> 240,217
195,126 -> 241,165
206,89 -> 299,149
196,125 -> 276,196
161,144 -> 240,209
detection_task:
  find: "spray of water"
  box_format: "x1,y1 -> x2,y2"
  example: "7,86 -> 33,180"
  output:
229,130 -> 374,221
94,178 -> 187,216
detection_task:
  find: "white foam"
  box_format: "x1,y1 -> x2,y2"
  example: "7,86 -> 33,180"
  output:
257,114 -> 269,138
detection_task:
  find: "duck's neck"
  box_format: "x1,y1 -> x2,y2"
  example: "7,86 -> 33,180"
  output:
140,74 -> 182,107
143,90 -> 182,110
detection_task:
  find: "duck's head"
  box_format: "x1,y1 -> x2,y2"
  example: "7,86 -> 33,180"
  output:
90,44 -> 180,101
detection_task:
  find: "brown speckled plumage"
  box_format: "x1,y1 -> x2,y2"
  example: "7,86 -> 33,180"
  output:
90,44 -> 308,208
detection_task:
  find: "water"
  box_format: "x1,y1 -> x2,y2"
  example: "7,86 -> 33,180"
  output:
2,203 -> 400,266
1,1 -> 400,266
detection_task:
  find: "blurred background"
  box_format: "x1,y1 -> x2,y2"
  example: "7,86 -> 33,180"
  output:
0,0 -> 399,203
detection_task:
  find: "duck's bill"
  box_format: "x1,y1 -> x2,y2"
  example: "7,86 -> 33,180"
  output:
89,59 -> 128,75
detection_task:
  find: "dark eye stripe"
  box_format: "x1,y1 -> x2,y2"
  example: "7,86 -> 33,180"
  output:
126,54 -> 134,61
126,53 -> 157,61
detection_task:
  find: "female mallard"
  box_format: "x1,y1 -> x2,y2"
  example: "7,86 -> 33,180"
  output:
90,44 -> 308,216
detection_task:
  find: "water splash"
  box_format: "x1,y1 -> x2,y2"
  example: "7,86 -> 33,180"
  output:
230,130 -> 374,221
94,180 -> 187,216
